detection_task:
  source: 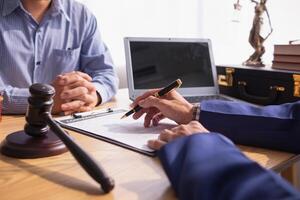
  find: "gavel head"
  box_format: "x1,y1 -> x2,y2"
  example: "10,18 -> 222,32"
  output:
24,83 -> 55,137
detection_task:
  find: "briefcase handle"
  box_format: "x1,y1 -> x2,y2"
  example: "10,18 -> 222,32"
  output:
237,81 -> 285,105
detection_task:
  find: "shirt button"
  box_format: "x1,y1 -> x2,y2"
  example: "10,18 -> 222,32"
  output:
36,61 -> 41,65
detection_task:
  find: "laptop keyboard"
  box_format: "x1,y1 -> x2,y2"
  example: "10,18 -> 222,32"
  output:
184,95 -> 231,103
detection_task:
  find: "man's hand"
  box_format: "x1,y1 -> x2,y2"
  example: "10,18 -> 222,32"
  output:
131,89 -> 194,127
52,71 -> 100,115
148,121 -> 209,150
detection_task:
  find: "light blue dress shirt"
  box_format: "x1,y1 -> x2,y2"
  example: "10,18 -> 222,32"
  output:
0,0 -> 118,114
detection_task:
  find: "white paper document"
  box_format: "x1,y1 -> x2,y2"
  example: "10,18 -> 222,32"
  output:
56,108 -> 177,156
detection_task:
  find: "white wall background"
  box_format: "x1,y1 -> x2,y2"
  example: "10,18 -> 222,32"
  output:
79,0 -> 203,67
79,0 -> 300,68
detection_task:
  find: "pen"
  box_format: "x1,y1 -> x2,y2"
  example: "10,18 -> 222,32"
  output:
73,108 -> 113,119
121,79 -> 182,119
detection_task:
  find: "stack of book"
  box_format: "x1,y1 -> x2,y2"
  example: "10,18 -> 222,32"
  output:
272,44 -> 300,71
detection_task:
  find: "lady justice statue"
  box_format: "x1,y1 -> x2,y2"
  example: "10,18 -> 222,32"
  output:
234,0 -> 273,66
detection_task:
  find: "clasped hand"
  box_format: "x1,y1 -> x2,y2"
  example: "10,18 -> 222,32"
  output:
52,71 -> 99,115
131,89 -> 208,150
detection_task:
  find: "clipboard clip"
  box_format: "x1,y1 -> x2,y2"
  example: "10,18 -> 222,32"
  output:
72,108 -> 114,119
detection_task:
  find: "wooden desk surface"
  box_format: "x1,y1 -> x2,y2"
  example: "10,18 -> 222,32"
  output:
0,89 -> 299,200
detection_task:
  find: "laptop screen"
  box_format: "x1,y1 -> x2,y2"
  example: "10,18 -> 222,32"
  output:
130,41 -> 214,89
124,38 -> 219,100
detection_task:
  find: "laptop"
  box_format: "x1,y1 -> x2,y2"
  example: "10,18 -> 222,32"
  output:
124,37 -> 234,103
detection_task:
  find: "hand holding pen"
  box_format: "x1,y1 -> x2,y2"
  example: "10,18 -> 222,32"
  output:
121,79 -> 194,127
121,79 -> 182,119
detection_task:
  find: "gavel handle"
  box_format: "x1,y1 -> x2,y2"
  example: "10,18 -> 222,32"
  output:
42,113 -> 115,193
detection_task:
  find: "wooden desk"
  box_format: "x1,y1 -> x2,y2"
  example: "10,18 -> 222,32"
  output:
0,89 -> 299,200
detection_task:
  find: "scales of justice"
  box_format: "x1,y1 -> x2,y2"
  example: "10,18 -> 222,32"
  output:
233,0 -> 273,67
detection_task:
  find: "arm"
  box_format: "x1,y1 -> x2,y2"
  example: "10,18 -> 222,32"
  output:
0,85 -> 29,114
79,11 -> 118,104
251,0 -> 259,4
199,100 -> 300,153
263,7 -> 273,41
159,133 -> 300,200
132,88 -> 300,153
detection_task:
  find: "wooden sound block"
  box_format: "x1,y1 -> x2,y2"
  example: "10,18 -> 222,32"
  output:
0,130 -> 68,158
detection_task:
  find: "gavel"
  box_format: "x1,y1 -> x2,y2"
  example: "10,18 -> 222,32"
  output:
0,83 -> 114,193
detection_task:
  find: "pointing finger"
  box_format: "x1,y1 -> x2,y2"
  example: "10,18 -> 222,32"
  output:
131,89 -> 161,107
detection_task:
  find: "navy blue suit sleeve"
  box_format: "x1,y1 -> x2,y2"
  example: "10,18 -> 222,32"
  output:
158,133 -> 300,200
199,100 -> 300,153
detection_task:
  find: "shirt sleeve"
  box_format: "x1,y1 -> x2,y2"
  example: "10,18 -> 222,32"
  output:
199,100 -> 300,153
1,86 -> 29,114
79,10 -> 119,104
158,133 -> 300,200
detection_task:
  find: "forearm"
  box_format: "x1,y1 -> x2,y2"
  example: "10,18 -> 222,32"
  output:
159,133 -> 300,200
198,100 -> 300,153
1,86 -> 29,114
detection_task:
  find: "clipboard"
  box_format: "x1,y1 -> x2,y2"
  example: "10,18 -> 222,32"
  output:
55,108 -> 177,156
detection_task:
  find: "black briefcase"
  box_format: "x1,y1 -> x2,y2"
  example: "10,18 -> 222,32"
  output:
216,65 -> 300,105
